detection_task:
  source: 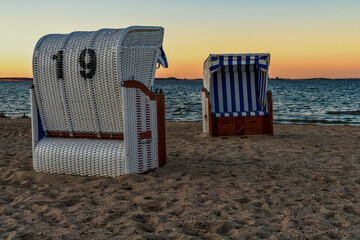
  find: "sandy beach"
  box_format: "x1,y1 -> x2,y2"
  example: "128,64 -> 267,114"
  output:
0,118 -> 359,239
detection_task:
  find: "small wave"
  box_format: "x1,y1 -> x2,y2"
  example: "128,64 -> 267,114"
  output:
276,119 -> 353,125
326,110 -> 360,115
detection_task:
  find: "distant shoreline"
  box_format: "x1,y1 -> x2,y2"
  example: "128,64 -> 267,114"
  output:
1,77 -> 359,82
0,77 -> 33,82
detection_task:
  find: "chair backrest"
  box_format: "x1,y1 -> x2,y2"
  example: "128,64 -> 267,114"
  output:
203,54 -> 270,114
33,27 -> 165,135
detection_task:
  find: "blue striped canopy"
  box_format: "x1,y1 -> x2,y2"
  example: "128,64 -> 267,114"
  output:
209,55 -> 269,74
157,46 -> 168,68
203,54 -> 270,117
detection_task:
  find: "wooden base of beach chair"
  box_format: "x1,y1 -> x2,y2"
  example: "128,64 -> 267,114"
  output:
210,115 -> 273,136
209,92 -> 273,137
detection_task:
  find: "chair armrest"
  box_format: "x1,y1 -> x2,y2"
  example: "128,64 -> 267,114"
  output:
122,80 -> 155,100
201,88 -> 210,99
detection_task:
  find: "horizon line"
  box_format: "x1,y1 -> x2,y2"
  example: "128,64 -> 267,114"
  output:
1,77 -> 360,81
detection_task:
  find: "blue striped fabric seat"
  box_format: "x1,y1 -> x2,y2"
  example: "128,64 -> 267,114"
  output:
211,111 -> 268,117
208,55 -> 269,117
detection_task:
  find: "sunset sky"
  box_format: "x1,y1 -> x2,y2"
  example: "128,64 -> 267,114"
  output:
1,0 -> 360,79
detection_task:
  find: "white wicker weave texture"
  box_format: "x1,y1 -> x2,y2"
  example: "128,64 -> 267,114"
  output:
32,27 -> 165,177
33,30 -> 125,133
123,88 -> 159,174
34,138 -> 125,177
33,28 -> 164,134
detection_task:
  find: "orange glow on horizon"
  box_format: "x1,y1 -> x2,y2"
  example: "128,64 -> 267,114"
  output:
2,53 -> 360,79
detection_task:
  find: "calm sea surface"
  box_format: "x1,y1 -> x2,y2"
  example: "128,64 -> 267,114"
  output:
0,80 -> 359,125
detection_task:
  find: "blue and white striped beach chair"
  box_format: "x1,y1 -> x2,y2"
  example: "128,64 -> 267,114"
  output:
202,53 -> 273,136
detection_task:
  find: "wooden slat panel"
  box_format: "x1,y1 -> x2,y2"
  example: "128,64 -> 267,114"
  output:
155,93 -> 166,167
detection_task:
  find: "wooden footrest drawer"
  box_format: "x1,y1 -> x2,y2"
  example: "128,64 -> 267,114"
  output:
217,118 -> 236,136
244,117 -> 263,135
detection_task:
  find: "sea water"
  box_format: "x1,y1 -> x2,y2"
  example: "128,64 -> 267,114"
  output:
0,80 -> 359,125
0,81 -> 32,119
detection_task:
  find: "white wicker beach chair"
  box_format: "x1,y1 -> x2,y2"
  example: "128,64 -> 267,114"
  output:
31,26 -> 168,177
202,54 -> 273,136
